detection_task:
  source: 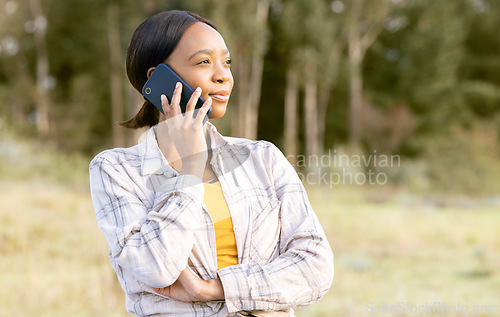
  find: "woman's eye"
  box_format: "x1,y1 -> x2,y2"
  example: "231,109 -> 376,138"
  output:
198,59 -> 210,65
225,59 -> 232,66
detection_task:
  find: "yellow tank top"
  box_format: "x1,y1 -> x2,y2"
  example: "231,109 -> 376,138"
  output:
203,181 -> 238,270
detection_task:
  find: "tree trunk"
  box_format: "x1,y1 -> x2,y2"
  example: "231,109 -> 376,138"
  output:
143,0 -> 157,15
231,0 -> 270,140
30,0 -> 50,136
234,54 -> 250,138
317,82 -> 331,155
347,0 -> 365,147
347,0 -> 395,147
12,57 -> 32,124
284,67 -> 299,166
244,46 -> 265,140
304,78 -> 319,167
107,3 -> 125,148
348,57 -> 364,147
244,0 -> 270,140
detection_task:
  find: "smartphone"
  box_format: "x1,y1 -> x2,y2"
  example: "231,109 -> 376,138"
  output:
142,63 -> 212,122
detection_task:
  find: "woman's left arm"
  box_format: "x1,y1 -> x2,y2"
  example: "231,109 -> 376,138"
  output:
217,143 -> 334,313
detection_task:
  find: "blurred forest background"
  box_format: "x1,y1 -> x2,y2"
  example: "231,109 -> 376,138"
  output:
1,0 -> 500,316
1,0 -> 500,194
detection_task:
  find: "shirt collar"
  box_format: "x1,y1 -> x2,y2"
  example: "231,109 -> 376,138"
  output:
141,126 -> 169,176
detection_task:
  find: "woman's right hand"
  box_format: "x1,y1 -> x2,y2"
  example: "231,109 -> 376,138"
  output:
161,82 -> 212,180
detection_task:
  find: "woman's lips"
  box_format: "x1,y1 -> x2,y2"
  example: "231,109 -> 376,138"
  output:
209,91 -> 230,102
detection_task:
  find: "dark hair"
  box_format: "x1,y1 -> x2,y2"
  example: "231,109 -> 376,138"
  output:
120,10 -> 217,129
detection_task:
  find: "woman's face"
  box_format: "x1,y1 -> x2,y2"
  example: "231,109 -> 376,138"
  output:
157,22 -> 233,119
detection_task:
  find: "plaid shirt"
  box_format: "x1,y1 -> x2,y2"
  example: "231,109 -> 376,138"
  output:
89,123 -> 334,316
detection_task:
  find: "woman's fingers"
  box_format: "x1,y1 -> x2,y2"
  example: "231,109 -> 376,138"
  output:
161,94 -> 170,115
161,94 -> 173,119
194,97 -> 212,126
163,82 -> 209,127
185,87 -> 202,114
169,82 -> 183,118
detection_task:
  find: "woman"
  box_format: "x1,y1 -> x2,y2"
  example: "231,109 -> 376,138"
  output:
89,10 -> 333,317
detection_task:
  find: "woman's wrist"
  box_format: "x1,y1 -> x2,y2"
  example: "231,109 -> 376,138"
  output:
201,277 -> 225,301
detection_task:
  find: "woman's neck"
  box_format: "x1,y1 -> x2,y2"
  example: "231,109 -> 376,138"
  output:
155,122 -> 214,180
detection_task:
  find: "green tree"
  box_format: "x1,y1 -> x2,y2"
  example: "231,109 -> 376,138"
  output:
344,0 -> 404,147
277,0 -> 342,165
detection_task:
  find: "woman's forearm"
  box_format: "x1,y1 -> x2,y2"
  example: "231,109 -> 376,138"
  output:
152,267 -> 225,302
201,277 -> 225,301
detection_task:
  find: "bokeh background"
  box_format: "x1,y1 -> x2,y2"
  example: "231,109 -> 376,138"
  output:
1,0 -> 499,316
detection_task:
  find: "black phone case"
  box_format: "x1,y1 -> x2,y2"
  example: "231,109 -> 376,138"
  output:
142,63 -> 212,121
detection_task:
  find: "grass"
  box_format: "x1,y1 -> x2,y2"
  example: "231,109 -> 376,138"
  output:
296,185 -> 500,317
1,134 -> 499,316
0,180 -> 126,317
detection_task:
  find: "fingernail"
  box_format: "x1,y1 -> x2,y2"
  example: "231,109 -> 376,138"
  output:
161,94 -> 166,102
207,97 -> 212,104
195,87 -> 201,92
175,82 -> 181,89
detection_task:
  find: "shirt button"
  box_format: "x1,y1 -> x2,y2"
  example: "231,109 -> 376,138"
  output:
268,303 -> 274,309
235,303 -> 242,309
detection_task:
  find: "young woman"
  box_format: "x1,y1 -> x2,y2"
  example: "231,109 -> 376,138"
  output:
89,10 -> 333,317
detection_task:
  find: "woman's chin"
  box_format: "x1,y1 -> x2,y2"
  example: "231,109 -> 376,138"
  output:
209,104 -> 227,119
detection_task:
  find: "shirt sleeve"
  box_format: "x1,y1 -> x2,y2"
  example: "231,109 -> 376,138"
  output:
89,155 -> 204,288
217,143 -> 334,313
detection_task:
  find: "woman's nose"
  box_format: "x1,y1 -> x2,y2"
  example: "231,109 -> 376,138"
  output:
213,64 -> 231,84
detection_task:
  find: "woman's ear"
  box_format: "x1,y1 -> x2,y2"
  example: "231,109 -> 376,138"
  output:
147,67 -> 156,79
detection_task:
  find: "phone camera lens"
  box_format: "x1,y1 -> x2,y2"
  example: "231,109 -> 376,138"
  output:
145,87 -> 151,94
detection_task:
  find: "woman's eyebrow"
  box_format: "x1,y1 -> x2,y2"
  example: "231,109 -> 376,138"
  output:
187,48 -> 230,61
